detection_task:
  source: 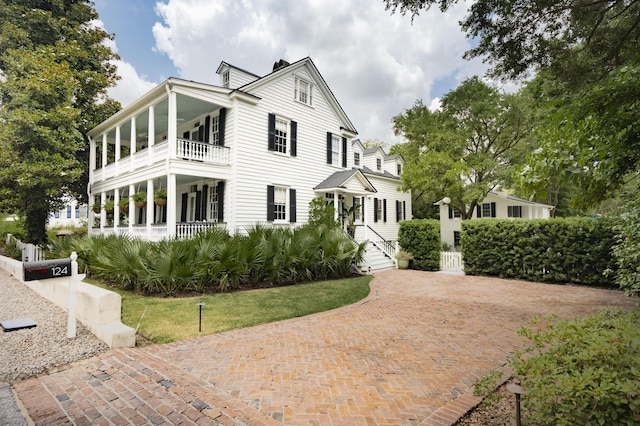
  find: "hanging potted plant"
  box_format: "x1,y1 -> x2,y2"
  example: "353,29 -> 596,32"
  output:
154,189 -> 167,206
118,197 -> 129,213
104,199 -> 115,214
132,192 -> 147,208
92,202 -> 101,214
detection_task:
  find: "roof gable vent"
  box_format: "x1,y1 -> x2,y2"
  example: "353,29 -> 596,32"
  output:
272,59 -> 290,72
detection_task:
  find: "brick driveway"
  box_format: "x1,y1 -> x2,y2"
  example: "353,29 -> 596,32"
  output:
15,270 -> 636,425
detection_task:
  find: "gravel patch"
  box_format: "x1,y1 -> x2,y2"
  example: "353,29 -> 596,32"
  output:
0,269 -> 109,382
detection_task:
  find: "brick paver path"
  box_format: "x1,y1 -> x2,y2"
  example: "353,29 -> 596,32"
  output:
14,270 -> 636,425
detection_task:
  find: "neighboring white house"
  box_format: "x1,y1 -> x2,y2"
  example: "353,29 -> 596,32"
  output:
436,191 -> 553,248
48,198 -> 89,228
86,57 -> 411,270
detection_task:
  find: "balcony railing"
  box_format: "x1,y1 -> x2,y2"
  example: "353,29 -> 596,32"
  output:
94,139 -> 229,180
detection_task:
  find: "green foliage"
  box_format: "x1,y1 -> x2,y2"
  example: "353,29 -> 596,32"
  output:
47,225 -> 365,296
308,197 -> 339,227
472,369 -> 503,403
461,218 -> 618,287
392,77 -> 533,219
612,193 -> 640,297
398,219 -> 440,270
510,309 -> 640,425
0,0 -> 120,243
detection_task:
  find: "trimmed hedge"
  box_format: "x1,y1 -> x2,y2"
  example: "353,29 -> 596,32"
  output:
398,219 -> 440,271
461,218 -> 617,287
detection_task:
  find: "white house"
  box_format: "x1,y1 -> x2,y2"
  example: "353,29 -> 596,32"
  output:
86,57 -> 411,270
436,191 -> 553,248
48,198 -> 89,228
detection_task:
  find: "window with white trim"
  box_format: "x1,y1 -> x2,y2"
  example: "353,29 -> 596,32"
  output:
354,152 -> 360,166
274,118 -> 288,154
482,203 -> 492,218
208,185 -> 218,221
211,115 -> 220,145
331,135 -> 340,165
454,231 -> 461,247
508,205 -> 522,218
376,158 -> 382,171
294,76 -> 312,105
222,71 -> 230,88
397,164 -> 402,175
273,187 -> 287,221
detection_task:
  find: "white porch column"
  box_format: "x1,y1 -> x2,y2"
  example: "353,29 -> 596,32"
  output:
101,134 -> 108,181
148,105 -> 155,147
167,173 -> 177,238
167,88 -> 177,159
333,191 -> 340,223
113,188 -> 120,229
115,126 -> 121,176
100,192 -> 106,231
130,117 -> 137,155
146,179 -> 154,239
89,136 -> 96,179
128,184 -> 135,232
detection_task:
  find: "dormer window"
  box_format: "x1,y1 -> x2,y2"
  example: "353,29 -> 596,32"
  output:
222,71 -> 230,88
376,158 -> 382,171
354,152 -> 360,166
397,164 -> 402,175
294,76 -> 312,106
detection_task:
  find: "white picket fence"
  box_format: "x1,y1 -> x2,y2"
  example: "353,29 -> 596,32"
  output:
440,251 -> 464,272
5,234 -> 45,262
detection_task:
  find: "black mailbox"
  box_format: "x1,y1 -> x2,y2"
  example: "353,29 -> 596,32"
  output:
23,259 -> 72,281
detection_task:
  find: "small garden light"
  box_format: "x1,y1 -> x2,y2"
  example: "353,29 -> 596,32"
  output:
196,300 -> 204,333
507,381 -> 528,426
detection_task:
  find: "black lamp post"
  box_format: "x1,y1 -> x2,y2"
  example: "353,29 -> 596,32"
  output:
196,300 -> 204,333
507,381 -> 528,426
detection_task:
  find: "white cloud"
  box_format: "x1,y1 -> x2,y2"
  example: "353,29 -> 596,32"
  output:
149,0 -> 490,145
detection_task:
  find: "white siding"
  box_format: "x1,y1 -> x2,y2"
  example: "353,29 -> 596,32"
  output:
365,176 -> 412,241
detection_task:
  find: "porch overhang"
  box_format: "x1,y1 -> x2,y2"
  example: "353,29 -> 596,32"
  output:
313,169 -> 377,195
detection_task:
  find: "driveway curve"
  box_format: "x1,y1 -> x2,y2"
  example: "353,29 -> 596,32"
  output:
15,270 -> 636,425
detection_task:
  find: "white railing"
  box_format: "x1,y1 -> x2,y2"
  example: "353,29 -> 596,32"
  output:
151,141 -> 168,163
441,251 -> 464,272
366,226 -> 396,259
118,156 -> 131,174
102,162 -> 117,180
176,222 -> 219,239
176,139 -> 230,163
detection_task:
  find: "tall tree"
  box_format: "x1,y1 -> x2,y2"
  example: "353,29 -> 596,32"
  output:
385,0 -> 640,206
392,77 -> 533,219
0,0 -> 120,243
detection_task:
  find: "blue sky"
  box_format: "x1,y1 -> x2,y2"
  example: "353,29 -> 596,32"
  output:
92,0 -> 493,145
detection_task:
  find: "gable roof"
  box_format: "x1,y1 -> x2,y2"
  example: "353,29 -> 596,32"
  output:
361,166 -> 401,181
238,57 -> 358,135
314,169 -> 376,193
363,147 -> 385,156
488,191 -> 554,208
215,61 -> 260,79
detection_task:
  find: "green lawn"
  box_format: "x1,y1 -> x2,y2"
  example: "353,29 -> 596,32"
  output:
89,276 -> 372,344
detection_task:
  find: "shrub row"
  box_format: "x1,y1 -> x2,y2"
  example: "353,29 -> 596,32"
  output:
461,218 -> 617,286
48,224 -> 366,295
398,219 -> 440,271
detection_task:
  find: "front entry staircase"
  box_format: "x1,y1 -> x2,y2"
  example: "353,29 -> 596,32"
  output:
352,225 -> 397,273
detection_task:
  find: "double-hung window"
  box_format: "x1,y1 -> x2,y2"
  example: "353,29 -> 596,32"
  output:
211,115 -> 220,145
208,185 -> 218,221
331,135 -> 340,165
268,113 -> 297,156
508,205 -> 522,218
326,133 -> 347,167
354,152 -> 360,166
222,71 -> 230,88
376,158 -> 382,171
294,76 -> 312,106
267,185 -> 297,223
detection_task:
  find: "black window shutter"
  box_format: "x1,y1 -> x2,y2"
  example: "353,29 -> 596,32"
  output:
217,181 -> 225,222
162,204 -> 167,223
326,132 -> 332,164
491,202 -> 496,218
201,184 -> 208,220
361,196 -> 365,220
383,199 -> 387,222
476,205 -> 481,218
290,121 -> 297,156
396,200 -> 400,222
373,198 -> 378,222
218,108 -> 226,146
403,201 -> 406,220
289,189 -> 296,223
449,206 -> 453,219
180,193 -> 188,222
267,185 -> 275,221
268,113 -> 276,151
204,116 -> 210,143
341,137 -> 347,167
195,190 -> 202,221
182,130 -> 190,139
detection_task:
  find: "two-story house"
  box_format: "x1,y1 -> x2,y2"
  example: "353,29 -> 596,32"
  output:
86,57 -> 411,270
436,191 -> 553,248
